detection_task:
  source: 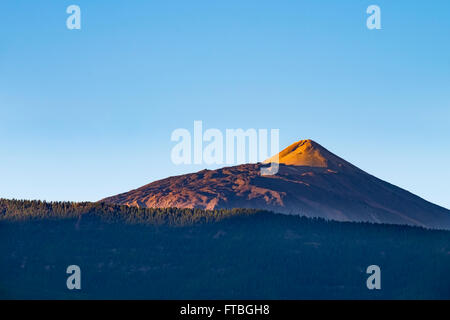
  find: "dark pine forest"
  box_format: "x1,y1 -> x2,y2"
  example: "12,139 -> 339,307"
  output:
1,199 -> 449,299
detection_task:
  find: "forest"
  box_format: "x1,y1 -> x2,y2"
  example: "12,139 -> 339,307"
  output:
1,199 -> 449,299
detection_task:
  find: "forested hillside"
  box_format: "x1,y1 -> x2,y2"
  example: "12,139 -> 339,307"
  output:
1,199 -> 449,299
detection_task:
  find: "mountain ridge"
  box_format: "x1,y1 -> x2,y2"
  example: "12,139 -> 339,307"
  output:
101,139 -> 450,230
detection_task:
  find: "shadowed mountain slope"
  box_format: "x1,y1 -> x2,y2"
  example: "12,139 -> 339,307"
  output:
101,140 -> 450,229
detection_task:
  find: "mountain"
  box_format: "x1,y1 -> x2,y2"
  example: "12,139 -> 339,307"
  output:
101,139 -> 450,229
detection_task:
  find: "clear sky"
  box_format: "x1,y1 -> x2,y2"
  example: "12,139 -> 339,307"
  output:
1,0 -> 449,209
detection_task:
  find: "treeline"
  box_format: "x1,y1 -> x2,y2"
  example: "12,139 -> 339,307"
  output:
0,198 -> 263,225
1,199 -> 450,299
1,199 -> 449,299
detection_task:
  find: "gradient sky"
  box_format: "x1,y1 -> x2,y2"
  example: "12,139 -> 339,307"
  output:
1,0 -> 449,208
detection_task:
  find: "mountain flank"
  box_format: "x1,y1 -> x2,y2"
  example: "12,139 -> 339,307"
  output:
101,140 -> 450,229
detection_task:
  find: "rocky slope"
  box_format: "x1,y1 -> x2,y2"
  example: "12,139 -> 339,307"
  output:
101,140 -> 450,229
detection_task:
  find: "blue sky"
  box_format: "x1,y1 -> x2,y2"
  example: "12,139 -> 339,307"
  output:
0,1 -> 449,208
